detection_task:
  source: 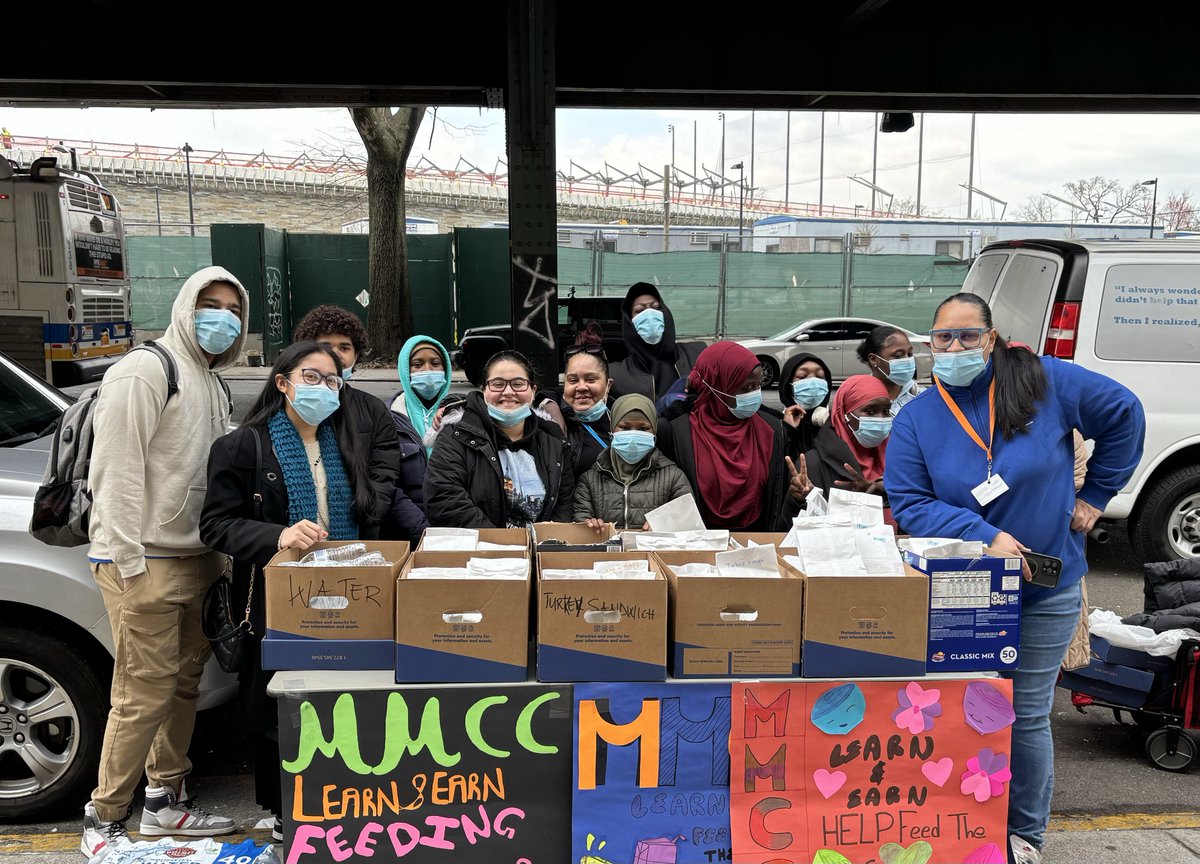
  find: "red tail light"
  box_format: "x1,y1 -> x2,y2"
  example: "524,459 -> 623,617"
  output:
1044,302 -> 1080,359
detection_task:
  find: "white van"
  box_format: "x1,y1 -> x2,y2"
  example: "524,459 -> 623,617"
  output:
962,239 -> 1200,561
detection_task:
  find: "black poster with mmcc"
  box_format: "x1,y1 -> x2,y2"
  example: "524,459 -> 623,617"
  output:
278,685 -> 573,864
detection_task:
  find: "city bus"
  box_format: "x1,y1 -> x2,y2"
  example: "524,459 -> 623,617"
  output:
0,154 -> 132,385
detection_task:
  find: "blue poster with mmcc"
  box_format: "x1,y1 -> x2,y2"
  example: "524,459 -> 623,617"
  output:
573,682 -> 733,864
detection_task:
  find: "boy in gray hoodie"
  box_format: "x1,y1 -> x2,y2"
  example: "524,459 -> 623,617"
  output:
82,267 -> 249,856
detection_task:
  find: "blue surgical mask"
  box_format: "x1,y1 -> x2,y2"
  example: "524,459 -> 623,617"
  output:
611,430 -> 656,464
849,414 -> 893,448
632,308 -> 665,345
487,402 -> 531,427
879,355 -> 916,388
341,366 -> 354,382
288,383 -> 340,427
575,400 -> 607,423
194,309 -> 241,355
933,348 -> 987,387
410,370 -> 444,400
732,389 -> 763,419
792,377 -> 829,409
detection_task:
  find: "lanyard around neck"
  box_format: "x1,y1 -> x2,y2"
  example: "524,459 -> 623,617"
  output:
935,377 -> 996,478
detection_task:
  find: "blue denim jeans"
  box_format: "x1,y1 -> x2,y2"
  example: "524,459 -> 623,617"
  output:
1003,579 -> 1083,849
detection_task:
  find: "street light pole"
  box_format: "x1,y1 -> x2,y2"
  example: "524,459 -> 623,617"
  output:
667,124 -> 675,176
152,186 -> 162,236
731,161 -> 745,249
1142,178 -> 1158,237
182,142 -> 196,237
719,112 -> 726,206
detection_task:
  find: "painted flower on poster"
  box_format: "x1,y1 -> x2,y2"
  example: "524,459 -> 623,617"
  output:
959,748 -> 1011,803
891,682 -> 943,734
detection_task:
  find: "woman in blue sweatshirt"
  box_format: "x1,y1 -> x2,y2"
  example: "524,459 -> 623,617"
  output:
884,293 -> 1144,864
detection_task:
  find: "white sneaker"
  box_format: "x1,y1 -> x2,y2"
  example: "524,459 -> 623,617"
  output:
272,817 -> 283,843
1010,834 -> 1043,864
81,801 -> 131,858
139,785 -> 235,837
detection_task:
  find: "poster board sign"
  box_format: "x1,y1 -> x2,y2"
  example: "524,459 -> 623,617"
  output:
573,682 -> 733,864
730,679 -> 1014,864
279,685 -> 572,863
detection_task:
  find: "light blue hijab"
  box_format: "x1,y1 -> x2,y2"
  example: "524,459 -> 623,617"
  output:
397,334 -> 452,450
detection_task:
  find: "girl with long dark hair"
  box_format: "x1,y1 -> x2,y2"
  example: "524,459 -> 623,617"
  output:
884,293 -> 1145,864
199,341 -> 375,839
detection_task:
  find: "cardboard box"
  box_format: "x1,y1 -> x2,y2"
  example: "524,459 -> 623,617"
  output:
533,521 -> 623,553
902,549 -> 1023,673
263,541 -> 410,670
1059,670 -> 1148,709
801,565 -> 929,678
1089,634 -> 1175,673
416,527 -> 530,551
1070,657 -> 1159,694
394,550 -> 531,683
656,550 -> 804,678
536,551 -> 667,682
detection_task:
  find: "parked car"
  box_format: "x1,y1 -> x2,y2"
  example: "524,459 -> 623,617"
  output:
0,351 -> 238,818
454,295 -> 627,386
963,238 -> 1200,562
736,317 -> 934,387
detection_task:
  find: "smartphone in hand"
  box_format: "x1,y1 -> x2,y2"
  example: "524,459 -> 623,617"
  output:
1024,551 -> 1063,588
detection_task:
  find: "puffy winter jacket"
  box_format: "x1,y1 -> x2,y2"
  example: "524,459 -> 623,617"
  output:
573,448 -> 693,529
381,407 -> 429,544
1124,558 -> 1200,633
423,391 -> 574,528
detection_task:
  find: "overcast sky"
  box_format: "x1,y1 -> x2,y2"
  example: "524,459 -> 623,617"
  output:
3,106 -> 1191,220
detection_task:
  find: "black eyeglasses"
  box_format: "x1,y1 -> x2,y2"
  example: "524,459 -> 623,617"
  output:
485,377 -> 532,393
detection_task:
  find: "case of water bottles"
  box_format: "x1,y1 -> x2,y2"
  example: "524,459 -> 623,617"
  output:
262,540 -> 411,671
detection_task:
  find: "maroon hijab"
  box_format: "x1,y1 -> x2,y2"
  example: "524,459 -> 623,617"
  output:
687,341 -> 776,528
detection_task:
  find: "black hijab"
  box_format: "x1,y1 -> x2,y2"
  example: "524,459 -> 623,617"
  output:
620,282 -> 681,397
777,351 -> 834,458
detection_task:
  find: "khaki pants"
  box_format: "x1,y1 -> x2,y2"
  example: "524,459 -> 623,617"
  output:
90,553 -> 221,822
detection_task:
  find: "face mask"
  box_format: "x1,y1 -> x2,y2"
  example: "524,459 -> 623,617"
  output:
848,414 -> 893,448
194,309 -> 241,355
878,355 -> 916,388
632,308 -> 665,345
575,400 -> 607,423
612,430 -> 656,464
411,370 -> 444,400
341,366 -> 354,382
792,377 -> 829,409
732,389 -> 763,419
933,348 -> 987,387
487,402 -> 531,427
288,383 -> 340,427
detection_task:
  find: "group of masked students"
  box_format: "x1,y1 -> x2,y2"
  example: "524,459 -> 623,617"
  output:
82,268 -> 1145,864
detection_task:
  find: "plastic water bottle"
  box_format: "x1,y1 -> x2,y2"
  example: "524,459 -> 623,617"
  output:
297,543 -> 367,566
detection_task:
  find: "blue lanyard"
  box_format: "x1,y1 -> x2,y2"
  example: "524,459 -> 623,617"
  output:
581,423 -> 608,449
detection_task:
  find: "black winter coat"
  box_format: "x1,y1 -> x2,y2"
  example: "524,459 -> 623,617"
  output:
423,392 -> 574,528
343,385 -> 403,530
382,406 -> 430,543
656,406 -> 799,531
1124,558 -> 1200,633
199,423 -> 379,815
573,448 -> 693,529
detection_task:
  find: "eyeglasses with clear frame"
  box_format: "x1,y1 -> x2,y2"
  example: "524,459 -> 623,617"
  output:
928,327 -> 988,351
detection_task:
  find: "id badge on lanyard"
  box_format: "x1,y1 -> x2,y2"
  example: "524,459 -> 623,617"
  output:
936,378 -> 1008,506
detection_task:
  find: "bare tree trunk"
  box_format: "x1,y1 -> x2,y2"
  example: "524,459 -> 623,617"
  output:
350,106 -> 425,362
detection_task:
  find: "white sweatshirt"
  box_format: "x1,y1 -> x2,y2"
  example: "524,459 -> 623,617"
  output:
87,266 -> 250,577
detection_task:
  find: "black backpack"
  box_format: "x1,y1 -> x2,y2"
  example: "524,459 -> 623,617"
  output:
28,342 -> 229,547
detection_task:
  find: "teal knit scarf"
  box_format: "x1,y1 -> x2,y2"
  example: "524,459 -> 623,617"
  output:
267,411 -> 358,540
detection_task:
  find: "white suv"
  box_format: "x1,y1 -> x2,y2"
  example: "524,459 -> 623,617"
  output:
963,239 -> 1200,561
0,351 -> 237,818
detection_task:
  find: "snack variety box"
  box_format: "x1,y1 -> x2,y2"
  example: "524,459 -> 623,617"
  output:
655,548 -> 804,678
536,551 -> 667,682
394,549 -> 531,683
902,548 -> 1023,673
263,541 -> 410,670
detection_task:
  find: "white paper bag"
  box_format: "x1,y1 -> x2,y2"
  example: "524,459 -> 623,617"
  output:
828,488 -> 885,528
632,530 -> 730,551
422,527 -> 480,550
855,528 -> 906,576
715,545 -> 781,577
645,494 -> 706,532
